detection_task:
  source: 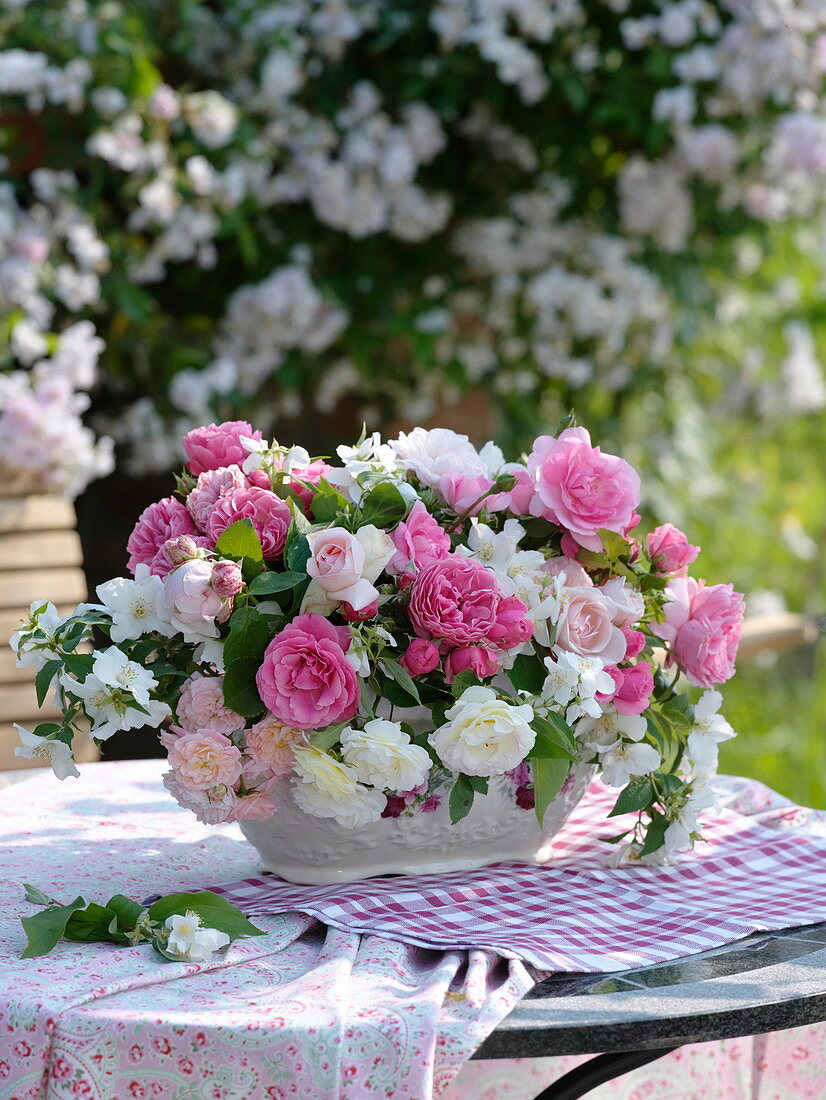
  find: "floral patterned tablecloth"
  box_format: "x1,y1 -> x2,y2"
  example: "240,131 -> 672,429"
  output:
0,760 -> 824,1100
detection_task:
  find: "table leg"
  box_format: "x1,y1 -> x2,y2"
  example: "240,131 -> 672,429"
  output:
529,1046 -> 682,1100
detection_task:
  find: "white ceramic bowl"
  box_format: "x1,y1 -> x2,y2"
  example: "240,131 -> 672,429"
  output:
239,760 -> 595,884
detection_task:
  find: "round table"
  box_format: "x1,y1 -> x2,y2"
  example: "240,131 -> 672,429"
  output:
474,921 -> 826,1098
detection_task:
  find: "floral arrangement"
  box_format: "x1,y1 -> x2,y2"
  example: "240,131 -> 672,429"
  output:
1,1 -> 825,475
12,419 -> 744,859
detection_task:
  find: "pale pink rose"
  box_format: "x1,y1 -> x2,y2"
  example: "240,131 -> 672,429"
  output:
211,560 -> 244,598
183,421 -> 262,476
164,558 -> 225,637
386,502 -> 451,584
234,791 -> 278,820
621,627 -> 646,661
177,673 -> 242,735
652,577 -> 744,687
162,770 -> 238,824
127,497 -> 198,577
555,586 -> 627,665
527,428 -> 641,552
436,473 -> 509,515
647,523 -> 700,576
256,614 -> 360,730
206,486 -> 291,561
546,556 -> 594,588
186,465 -> 248,531
167,729 -> 243,790
487,595 -> 534,650
444,646 -> 500,683
611,662 -> 655,716
409,557 -> 500,647
600,577 -> 645,627
400,638 -> 441,677
245,715 -> 307,778
306,527 -> 373,610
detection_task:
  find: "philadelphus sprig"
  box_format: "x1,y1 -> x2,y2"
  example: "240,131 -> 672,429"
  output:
19,884 -> 263,963
14,418 -> 745,856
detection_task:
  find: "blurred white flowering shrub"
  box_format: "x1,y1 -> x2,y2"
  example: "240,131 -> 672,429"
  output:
1,0 -> 826,484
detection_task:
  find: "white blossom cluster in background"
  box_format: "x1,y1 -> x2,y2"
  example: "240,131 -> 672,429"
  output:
1,0 -> 826,483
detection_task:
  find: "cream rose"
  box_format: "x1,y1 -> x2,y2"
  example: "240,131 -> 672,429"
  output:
341,719 -> 431,792
429,686 -> 535,776
291,745 -> 386,828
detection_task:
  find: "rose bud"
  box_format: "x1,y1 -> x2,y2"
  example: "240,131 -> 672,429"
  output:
211,560 -> 244,598
340,598 -> 379,622
400,638 -> 440,677
164,535 -> 201,566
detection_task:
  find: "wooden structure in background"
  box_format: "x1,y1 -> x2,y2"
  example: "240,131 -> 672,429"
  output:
0,494 -> 98,769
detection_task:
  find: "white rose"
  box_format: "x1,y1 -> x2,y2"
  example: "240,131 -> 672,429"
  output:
389,427 -> 487,488
429,686 -> 536,777
341,719 -> 431,792
291,746 -> 386,828
354,524 -> 395,583
599,577 -> 645,628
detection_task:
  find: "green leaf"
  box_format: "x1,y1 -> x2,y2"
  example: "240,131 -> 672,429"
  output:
449,775 -> 475,824
380,659 -> 421,705
23,883 -> 53,906
466,775 -> 489,794
609,776 -> 655,817
64,902 -> 124,944
449,670 -> 482,698
215,519 -> 264,564
310,480 -> 349,524
639,813 -> 669,857
359,482 -> 407,529
34,660 -> 62,706
222,657 -> 265,719
248,571 -> 307,597
599,529 -> 630,561
147,891 -> 265,939
285,534 -> 311,574
508,651 -> 547,694
106,894 -> 145,930
223,606 -> 273,666
21,897 -> 86,959
531,713 -> 577,757
62,652 -> 94,679
531,757 -> 570,826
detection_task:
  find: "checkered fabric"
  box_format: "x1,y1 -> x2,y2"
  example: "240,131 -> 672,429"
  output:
210,780 -> 826,972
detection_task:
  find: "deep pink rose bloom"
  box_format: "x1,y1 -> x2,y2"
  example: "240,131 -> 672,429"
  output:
127,497 -> 198,577
647,523 -> 700,576
183,421 -> 262,476
289,459 -> 333,514
444,646 -> 500,683
400,638 -> 441,677
652,577 -> 744,687
527,427 -> 641,552
621,627 -> 646,661
408,557 -> 500,646
487,595 -> 534,650
611,662 -> 655,716
206,486 -> 291,560
387,501 -> 451,584
211,559 -> 244,598
256,614 -> 360,729
186,465 -> 248,531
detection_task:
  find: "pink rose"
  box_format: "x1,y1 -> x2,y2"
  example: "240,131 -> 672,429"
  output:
444,646 -> 500,683
163,558 -> 225,637
306,527 -> 371,609
546,556 -> 594,588
186,465 -> 248,531
206,486 -> 291,561
183,421 -> 262,476
409,557 -> 500,647
505,468 -> 535,516
177,672 -> 242,734
341,598 -> 379,622
487,595 -> 534,650
162,770 -> 238,824
647,523 -> 700,576
289,459 -> 333,514
611,662 -> 655,716
436,473 -> 508,516
245,714 -> 307,778
527,427 -> 641,552
386,502 -> 451,585
600,577 -> 645,628
167,730 -> 243,790
256,614 -> 360,729
211,559 -> 244,598
127,497 -> 198,577
400,638 -> 441,677
652,577 -> 744,687
621,627 -> 646,661
554,586 -> 627,665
